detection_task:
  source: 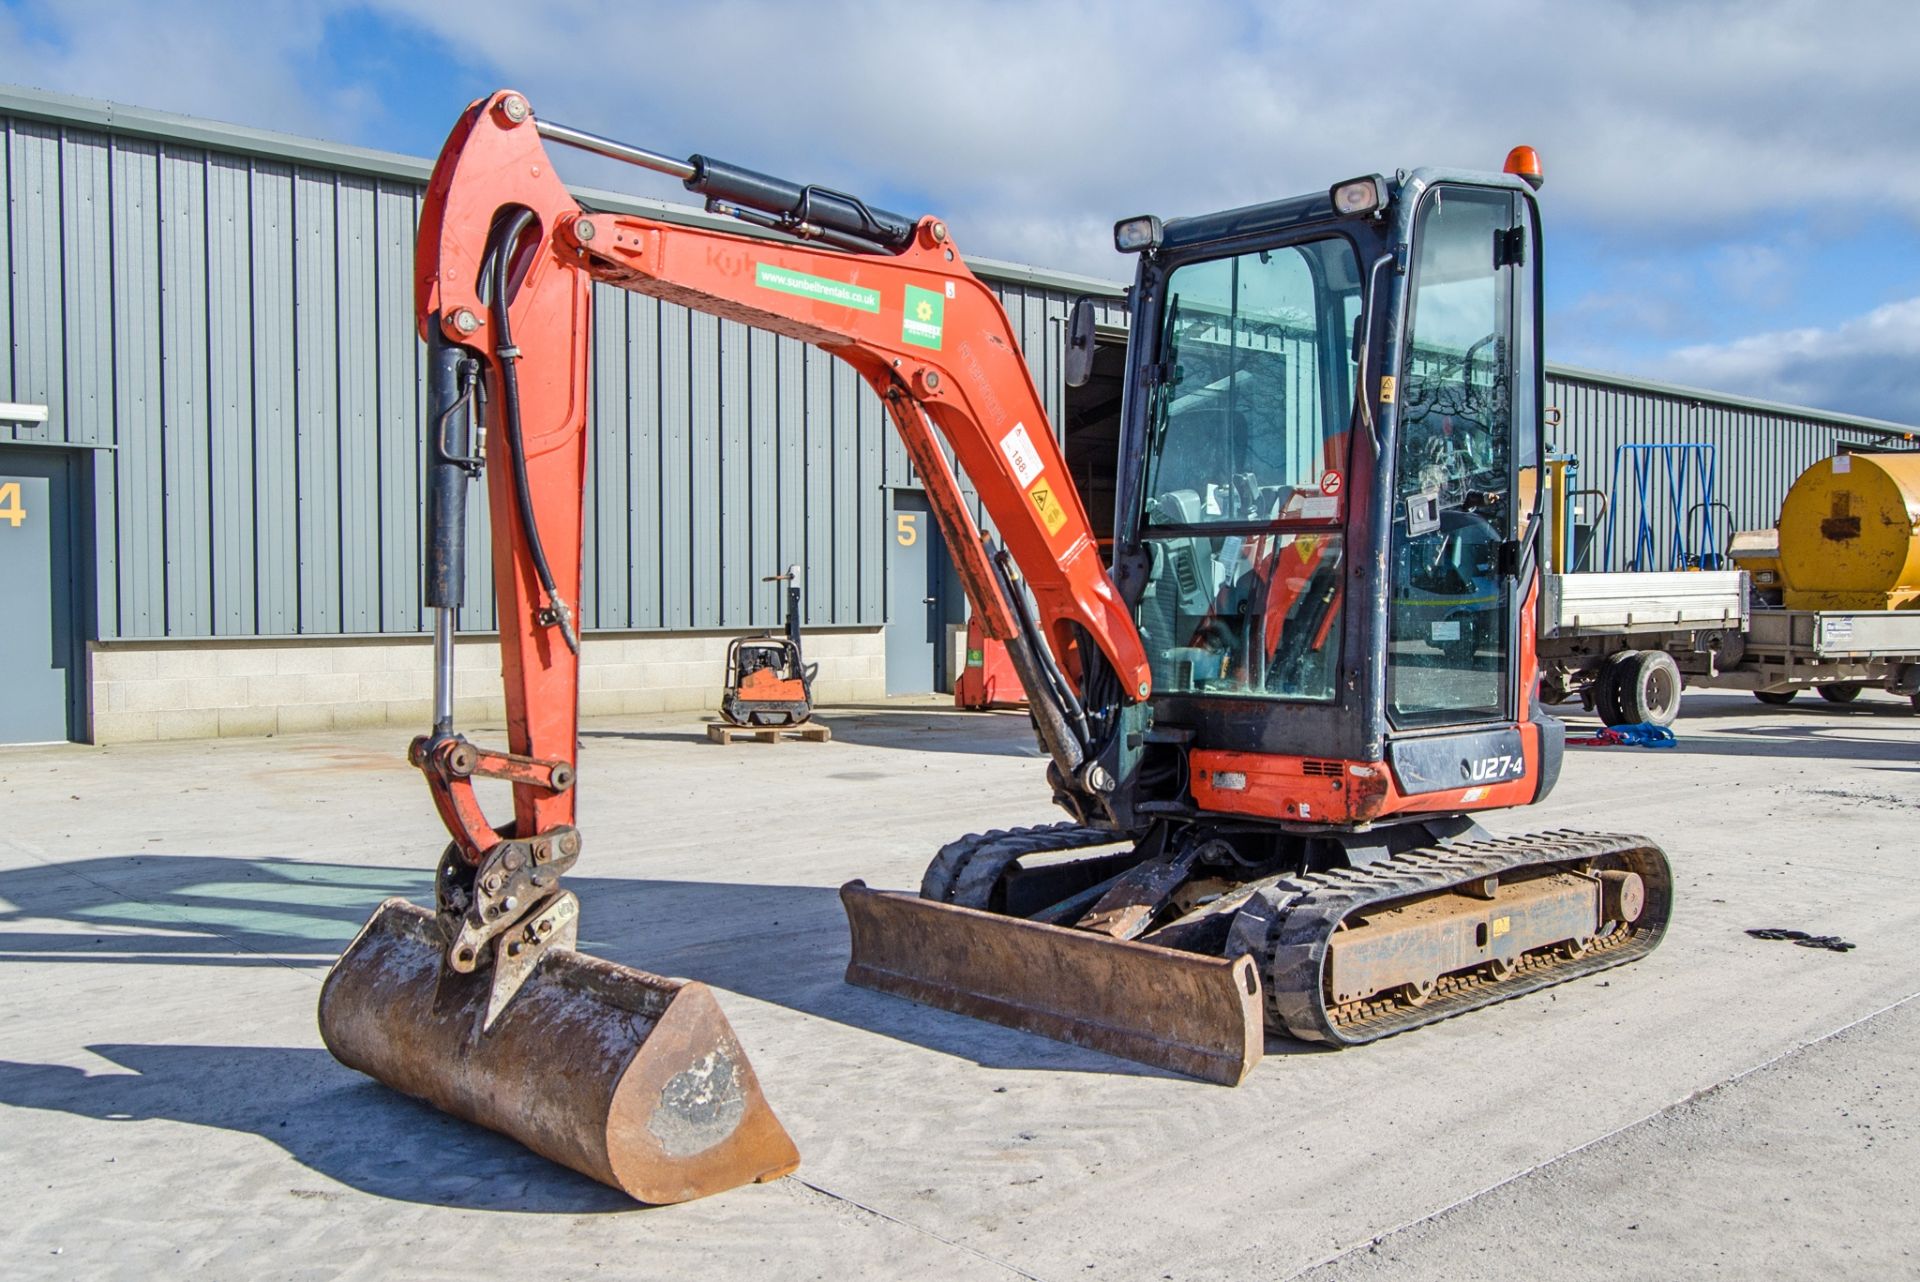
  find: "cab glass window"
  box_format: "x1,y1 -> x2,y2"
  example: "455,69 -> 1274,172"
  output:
1133,235 -> 1360,702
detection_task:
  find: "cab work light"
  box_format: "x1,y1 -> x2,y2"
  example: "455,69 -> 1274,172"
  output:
1330,175 -> 1388,217
1114,215 -> 1164,253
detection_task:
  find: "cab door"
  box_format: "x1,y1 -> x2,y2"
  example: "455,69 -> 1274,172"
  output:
1385,185 -> 1532,729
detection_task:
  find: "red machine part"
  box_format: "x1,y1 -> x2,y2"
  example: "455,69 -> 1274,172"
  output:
954,615 -> 1029,710
415,96 -> 592,858
413,91 -> 1150,865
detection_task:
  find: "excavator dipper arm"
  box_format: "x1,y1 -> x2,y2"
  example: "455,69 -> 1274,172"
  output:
413,90 -> 1150,860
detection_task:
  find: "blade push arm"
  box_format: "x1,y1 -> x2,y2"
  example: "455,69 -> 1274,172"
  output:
414,91 -> 1152,883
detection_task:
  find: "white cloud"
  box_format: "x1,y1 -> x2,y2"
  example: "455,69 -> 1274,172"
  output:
359,0 -> 1920,274
8,0 -> 1919,422
1656,296 -> 1920,425
0,1 -> 376,142
10,0 -> 1918,277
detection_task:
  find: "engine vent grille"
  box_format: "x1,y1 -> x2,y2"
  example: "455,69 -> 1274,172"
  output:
1302,759 -> 1342,777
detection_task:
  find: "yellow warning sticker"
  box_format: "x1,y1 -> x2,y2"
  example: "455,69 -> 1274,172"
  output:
1491,915 -> 1511,938
1028,478 -> 1070,535
1379,374 -> 1397,404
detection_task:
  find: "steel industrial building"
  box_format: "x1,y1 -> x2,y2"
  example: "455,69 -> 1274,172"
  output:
1,83 -> 1911,745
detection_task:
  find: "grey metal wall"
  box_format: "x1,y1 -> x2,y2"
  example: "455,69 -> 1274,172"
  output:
9,85 -> 1908,645
0,88 -> 1102,641
1052,299 -> 1901,569
1544,367 -> 1875,570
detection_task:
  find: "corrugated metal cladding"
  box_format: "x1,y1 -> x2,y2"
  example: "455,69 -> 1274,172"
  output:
7,88 -> 1912,644
1051,305 -> 1909,572
1543,368 -> 1890,570
0,91 -> 1112,641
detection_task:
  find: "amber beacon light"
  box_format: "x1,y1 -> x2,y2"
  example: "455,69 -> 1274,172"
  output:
1504,145 -> 1544,190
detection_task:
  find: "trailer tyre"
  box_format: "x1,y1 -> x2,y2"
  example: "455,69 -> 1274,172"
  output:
1754,690 -> 1797,706
1614,650 -> 1682,727
1592,652 -> 1634,726
1816,683 -> 1862,704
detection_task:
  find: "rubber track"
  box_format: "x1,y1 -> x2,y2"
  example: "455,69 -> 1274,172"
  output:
1246,829 -> 1672,1047
920,823 -> 1124,908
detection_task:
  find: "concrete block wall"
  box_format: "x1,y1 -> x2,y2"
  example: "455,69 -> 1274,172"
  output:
87,628 -> 887,743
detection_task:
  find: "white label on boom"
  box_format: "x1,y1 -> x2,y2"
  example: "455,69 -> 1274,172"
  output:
999,422 -> 1045,487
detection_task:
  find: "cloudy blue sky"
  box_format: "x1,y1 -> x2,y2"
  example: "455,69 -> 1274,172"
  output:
4,0 -> 1918,423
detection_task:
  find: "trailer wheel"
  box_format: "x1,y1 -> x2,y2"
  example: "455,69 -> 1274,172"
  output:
1593,652 -> 1634,726
1614,651 -> 1682,727
1816,683 -> 1862,705
1754,690 -> 1797,706
1594,653 -> 1632,725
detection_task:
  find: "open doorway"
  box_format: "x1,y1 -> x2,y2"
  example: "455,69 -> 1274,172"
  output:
953,325 -> 1127,709
1061,328 -> 1129,546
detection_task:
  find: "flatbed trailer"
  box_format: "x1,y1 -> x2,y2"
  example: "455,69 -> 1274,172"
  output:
1537,570 -> 1920,722
1690,607 -> 1920,709
1536,570 -> 1747,724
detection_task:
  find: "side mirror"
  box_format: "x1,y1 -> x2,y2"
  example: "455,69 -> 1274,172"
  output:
1065,297 -> 1098,389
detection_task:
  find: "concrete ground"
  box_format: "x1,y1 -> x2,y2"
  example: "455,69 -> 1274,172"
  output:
2,689 -> 1917,1281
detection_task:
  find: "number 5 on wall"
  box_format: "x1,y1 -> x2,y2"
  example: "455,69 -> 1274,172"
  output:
895,512 -> 918,547
0,482 -> 24,528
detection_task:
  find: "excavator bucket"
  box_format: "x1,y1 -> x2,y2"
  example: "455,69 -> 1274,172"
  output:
318,898 -> 799,1204
841,882 -> 1265,1085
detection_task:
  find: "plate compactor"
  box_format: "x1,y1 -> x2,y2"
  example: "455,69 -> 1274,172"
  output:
322,91 -> 1671,1203
720,567 -> 819,727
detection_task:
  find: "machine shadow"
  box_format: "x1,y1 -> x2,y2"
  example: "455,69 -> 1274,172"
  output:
576,706 -> 1042,757
578,727 -> 714,746
802,705 -> 1044,757
1550,699 -> 1920,766
0,853 -> 429,965
0,1044 -> 637,1214
1667,727 -> 1920,764
565,873 -> 1319,1074
0,853 -> 1260,1080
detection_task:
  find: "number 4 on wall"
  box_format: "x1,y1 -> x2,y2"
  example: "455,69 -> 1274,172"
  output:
0,482 -> 24,528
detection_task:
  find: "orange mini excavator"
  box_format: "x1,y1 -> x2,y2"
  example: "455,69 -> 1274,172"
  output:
322,93 -> 1671,1202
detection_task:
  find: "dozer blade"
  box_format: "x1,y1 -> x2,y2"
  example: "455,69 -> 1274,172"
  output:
841,881 -> 1263,1085
318,897 -> 799,1204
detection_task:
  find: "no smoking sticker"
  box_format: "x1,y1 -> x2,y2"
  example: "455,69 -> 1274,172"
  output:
1320,470 -> 1343,496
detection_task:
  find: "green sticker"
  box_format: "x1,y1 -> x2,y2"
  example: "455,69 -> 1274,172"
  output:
966,648 -> 984,666
902,284 -> 945,349
755,263 -> 880,312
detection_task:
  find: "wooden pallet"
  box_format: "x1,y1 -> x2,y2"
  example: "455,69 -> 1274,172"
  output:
706,720 -> 832,745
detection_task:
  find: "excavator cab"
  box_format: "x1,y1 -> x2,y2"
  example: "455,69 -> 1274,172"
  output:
845,157 -> 1670,1080
1117,171 -> 1544,801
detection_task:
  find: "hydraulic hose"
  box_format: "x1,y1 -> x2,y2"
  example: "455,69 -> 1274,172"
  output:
486,210 -> 579,655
